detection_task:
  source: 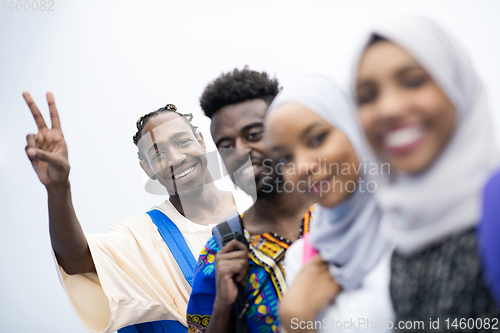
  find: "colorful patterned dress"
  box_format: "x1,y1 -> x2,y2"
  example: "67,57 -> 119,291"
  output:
186,209 -> 312,333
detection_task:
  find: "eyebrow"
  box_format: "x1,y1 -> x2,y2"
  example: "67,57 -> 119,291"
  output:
395,64 -> 422,77
214,122 -> 263,147
357,63 -> 423,89
147,143 -> 159,156
242,122 -> 263,132
215,136 -> 232,147
356,80 -> 374,90
146,131 -> 192,155
271,121 -> 324,153
170,130 -> 192,141
300,121 -> 324,140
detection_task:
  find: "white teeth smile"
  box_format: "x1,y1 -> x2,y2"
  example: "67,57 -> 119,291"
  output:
241,164 -> 258,176
173,166 -> 195,179
384,125 -> 425,149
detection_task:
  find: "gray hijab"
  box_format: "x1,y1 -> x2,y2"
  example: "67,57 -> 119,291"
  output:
267,75 -> 393,290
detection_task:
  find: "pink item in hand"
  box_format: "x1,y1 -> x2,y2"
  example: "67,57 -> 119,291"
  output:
302,233 -> 319,264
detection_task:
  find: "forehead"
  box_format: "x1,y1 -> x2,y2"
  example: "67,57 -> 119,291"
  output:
273,103 -> 320,120
139,112 -> 195,146
270,103 -> 321,129
268,103 -> 327,142
358,41 -> 419,79
210,99 -> 268,140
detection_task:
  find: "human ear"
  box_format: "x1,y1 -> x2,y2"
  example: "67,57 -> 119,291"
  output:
139,159 -> 157,180
196,131 -> 207,153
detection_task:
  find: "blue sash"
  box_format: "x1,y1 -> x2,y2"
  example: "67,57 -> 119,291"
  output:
118,320 -> 187,333
118,209 -> 197,333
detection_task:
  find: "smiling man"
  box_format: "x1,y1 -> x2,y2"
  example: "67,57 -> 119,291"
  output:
186,68 -> 314,333
23,96 -> 252,333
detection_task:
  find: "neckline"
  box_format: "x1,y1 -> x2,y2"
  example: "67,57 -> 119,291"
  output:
157,190 -> 241,230
244,207 -> 313,247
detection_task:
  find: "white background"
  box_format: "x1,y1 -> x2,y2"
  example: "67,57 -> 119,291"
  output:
1,0 -> 500,332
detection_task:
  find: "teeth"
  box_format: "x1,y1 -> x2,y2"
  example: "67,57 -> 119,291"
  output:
384,126 -> 424,148
241,164 -> 258,176
241,165 -> 253,175
174,166 -> 195,179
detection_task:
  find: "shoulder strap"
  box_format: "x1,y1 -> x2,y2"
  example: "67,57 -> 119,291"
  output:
213,212 -> 244,248
146,209 -> 197,287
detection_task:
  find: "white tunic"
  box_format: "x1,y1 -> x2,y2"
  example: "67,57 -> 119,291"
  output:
57,190 -> 253,333
285,239 -> 395,333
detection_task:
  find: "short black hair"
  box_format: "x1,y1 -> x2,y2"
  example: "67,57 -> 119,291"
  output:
133,104 -> 198,159
368,34 -> 386,46
200,66 -> 281,119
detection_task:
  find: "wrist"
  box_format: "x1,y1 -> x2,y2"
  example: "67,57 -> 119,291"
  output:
213,298 -> 234,313
282,298 -> 319,323
46,179 -> 71,195
296,306 -> 318,322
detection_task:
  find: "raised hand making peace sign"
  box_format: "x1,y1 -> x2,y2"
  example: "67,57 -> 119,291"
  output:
24,92 -> 70,187
23,91 -> 95,274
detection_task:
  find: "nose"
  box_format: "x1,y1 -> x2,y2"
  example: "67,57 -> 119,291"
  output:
234,137 -> 253,155
375,86 -> 408,121
166,147 -> 187,169
294,150 -> 319,182
231,137 -> 254,164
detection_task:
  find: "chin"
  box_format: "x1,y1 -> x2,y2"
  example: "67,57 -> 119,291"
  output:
175,183 -> 205,197
256,188 -> 278,201
385,139 -> 443,175
316,195 -> 341,209
255,174 -> 283,201
391,155 -> 434,175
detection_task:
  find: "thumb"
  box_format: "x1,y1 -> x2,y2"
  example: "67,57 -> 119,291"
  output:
28,147 -> 64,167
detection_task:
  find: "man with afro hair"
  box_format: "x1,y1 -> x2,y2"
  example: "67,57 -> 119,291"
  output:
187,67 -> 313,333
200,66 -> 280,119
